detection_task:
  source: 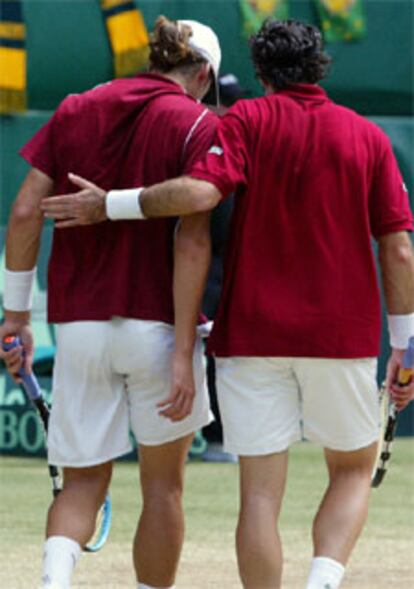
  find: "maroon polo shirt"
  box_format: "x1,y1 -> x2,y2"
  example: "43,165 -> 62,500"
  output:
191,84 -> 413,358
20,73 -> 217,323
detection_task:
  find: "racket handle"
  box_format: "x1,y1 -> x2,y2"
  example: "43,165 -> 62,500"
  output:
2,335 -> 42,401
398,368 -> 413,386
397,336 -> 414,385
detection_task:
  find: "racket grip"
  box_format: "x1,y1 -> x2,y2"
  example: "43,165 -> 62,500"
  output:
2,335 -> 42,401
397,336 -> 414,385
398,368 -> 413,386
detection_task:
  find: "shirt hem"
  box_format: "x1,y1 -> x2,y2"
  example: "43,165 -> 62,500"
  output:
136,412 -> 214,447
20,148 -> 55,180
210,347 -> 381,359
48,309 -> 175,325
48,443 -> 133,468
373,221 -> 413,240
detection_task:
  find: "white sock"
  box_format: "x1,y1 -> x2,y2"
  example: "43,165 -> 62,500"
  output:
137,583 -> 175,589
41,536 -> 81,589
305,556 -> 345,589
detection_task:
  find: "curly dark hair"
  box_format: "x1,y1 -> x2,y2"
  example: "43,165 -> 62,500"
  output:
250,19 -> 331,90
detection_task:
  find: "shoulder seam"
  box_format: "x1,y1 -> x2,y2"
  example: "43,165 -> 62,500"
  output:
182,108 -> 209,162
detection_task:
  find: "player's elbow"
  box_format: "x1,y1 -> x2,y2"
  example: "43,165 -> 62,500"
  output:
189,180 -> 221,213
379,232 -> 414,267
393,243 -> 414,265
10,169 -> 53,226
10,200 -> 41,225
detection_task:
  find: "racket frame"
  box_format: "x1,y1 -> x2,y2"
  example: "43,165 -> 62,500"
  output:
371,337 -> 414,488
2,335 -> 111,549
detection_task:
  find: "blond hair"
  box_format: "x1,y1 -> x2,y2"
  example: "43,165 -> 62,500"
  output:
149,16 -> 206,72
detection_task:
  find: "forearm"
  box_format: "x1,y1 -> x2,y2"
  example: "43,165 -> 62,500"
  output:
4,209 -> 43,324
6,210 -> 43,270
379,231 -> 414,349
173,214 -> 211,357
140,177 -> 220,218
3,169 -> 52,322
379,232 -> 414,314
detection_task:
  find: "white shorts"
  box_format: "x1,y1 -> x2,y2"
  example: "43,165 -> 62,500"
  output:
48,319 -> 213,467
216,356 -> 380,456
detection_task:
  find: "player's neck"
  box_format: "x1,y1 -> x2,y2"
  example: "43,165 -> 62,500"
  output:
151,69 -> 190,95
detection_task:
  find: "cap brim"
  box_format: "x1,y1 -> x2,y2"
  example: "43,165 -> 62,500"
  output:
210,69 -> 220,107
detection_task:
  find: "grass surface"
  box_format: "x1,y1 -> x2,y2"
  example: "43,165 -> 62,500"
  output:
1,440 -> 413,588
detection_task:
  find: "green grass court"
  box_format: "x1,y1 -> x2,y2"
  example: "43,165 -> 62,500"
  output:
1,440 -> 413,588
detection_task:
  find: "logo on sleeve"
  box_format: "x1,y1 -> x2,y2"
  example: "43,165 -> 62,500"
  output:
208,145 -> 224,156
402,182 -> 408,193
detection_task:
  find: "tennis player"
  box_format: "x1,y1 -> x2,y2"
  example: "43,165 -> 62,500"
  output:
42,19 -> 414,589
1,17 -> 221,589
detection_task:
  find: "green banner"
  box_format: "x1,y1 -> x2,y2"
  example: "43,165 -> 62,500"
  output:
239,0 -> 289,37
314,0 -> 366,42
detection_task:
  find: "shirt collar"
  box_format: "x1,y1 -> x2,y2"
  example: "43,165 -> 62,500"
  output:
277,83 -> 329,103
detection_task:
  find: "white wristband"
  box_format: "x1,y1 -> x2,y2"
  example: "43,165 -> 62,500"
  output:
106,188 -> 145,220
387,314 -> 414,349
3,268 -> 36,311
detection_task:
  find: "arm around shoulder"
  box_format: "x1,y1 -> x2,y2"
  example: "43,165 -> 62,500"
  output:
140,176 -> 221,218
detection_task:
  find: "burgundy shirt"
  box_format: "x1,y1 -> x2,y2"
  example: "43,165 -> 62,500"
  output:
20,73 -> 217,323
191,84 -> 413,358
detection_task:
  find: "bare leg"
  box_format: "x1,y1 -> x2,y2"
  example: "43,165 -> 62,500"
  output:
41,462 -> 112,588
134,434 -> 194,587
312,442 -> 377,564
236,451 -> 289,589
46,461 -> 113,545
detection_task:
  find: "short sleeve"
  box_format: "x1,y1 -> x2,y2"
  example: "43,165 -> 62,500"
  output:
369,137 -> 413,239
182,109 -> 218,174
19,115 -> 56,179
189,102 -> 250,199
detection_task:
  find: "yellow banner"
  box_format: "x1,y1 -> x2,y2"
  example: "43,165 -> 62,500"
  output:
100,0 -> 149,78
0,1 -> 27,113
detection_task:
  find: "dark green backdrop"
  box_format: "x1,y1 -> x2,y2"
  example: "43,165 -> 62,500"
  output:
20,0 -> 414,115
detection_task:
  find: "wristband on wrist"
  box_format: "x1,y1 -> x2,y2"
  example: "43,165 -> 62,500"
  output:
3,268 -> 36,311
106,188 -> 145,220
387,313 -> 414,349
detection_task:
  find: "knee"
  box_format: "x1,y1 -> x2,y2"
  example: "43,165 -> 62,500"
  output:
240,488 -> 280,521
142,479 -> 183,513
328,459 -> 373,485
327,443 -> 377,481
63,463 -> 112,503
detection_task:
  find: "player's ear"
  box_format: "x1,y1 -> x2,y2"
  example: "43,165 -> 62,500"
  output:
260,78 -> 274,95
198,62 -> 211,85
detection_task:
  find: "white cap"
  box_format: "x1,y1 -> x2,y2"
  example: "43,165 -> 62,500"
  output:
178,20 -> 221,78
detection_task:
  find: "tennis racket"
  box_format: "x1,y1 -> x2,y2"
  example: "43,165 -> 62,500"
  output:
2,335 -> 112,552
371,336 -> 414,488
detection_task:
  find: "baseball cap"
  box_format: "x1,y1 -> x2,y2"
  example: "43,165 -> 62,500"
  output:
178,19 -> 222,102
